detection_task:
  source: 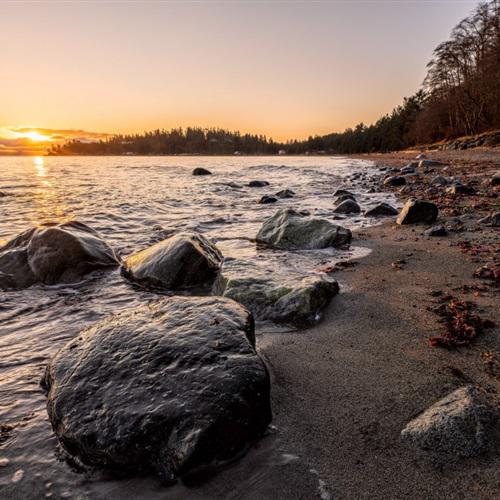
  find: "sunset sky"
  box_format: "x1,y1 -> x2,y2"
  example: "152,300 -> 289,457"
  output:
0,0 -> 478,154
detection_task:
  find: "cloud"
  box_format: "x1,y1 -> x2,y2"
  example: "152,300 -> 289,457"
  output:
0,126 -> 111,155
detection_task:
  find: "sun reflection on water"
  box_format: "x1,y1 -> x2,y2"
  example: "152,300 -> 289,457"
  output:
31,156 -> 69,224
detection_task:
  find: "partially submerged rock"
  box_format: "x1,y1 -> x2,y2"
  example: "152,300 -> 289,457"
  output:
333,189 -> 354,197
42,296 -> 271,483
248,180 -> 269,187
365,202 -> 398,217
214,258 -> 339,324
491,173 -> 500,186
192,167 -> 212,176
333,199 -> 361,214
333,193 -> 356,204
401,386 -> 498,457
396,199 -> 438,225
122,232 -> 223,289
256,208 -> 351,250
275,189 -> 295,199
259,195 -> 278,204
0,221 -> 119,290
400,165 -> 416,174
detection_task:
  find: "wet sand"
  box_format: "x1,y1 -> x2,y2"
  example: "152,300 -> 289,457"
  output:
259,220 -> 500,499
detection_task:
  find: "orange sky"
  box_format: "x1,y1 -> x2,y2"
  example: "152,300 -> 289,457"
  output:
0,1 -> 478,153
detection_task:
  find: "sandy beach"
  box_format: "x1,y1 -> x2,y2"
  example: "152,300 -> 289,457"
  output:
154,149 -> 500,499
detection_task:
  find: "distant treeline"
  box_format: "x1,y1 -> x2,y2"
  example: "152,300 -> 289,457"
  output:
49,128 -> 281,156
49,1 -> 499,156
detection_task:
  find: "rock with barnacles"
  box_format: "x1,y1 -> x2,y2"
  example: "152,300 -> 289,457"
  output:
214,258 -> 339,324
42,296 -> 271,484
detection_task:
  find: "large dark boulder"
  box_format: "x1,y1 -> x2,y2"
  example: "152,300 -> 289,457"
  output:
214,258 -> 339,325
364,202 -> 398,217
333,199 -> 361,214
192,167 -> 212,176
256,208 -> 351,250
0,221 -> 119,290
42,296 -> 271,483
397,199 -> 438,225
122,232 -> 222,290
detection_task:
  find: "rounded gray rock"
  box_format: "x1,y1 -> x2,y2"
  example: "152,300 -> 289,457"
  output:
364,202 -> 398,217
333,199 -> 361,214
256,208 -> 351,250
122,232 -> 223,290
0,221 -> 119,290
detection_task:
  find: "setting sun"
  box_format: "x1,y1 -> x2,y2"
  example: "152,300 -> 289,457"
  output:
16,130 -> 52,142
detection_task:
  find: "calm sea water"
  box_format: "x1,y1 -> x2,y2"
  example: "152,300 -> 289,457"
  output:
0,156 -> 397,498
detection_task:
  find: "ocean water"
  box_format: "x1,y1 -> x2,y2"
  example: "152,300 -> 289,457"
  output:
0,155 -> 397,498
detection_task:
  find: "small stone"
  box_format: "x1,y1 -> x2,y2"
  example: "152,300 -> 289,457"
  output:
365,203 -> 398,217
383,176 -> 406,187
333,199 -> 361,214
333,195 -> 356,207
259,195 -> 278,204
418,159 -> 446,168
333,189 -> 354,197
430,176 -> 449,186
446,183 -> 475,195
275,189 -> 295,198
248,180 -> 270,187
400,165 -> 415,174
397,199 -> 438,225
478,212 -> 500,227
192,167 -> 212,176
424,225 -> 447,237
